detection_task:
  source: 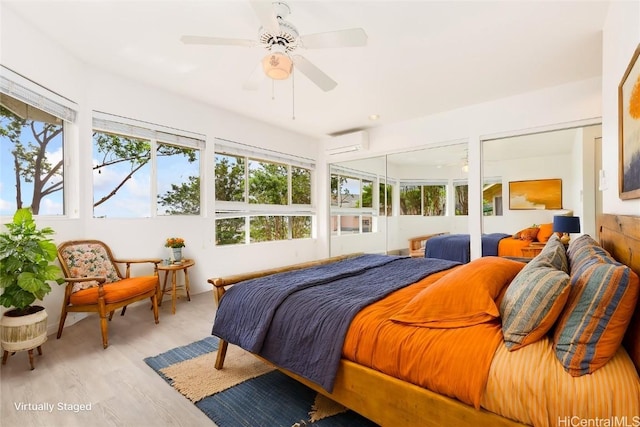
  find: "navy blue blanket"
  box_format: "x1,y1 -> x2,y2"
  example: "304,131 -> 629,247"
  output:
482,233 -> 512,256
212,255 -> 459,391
425,233 -> 511,263
212,254 -> 397,352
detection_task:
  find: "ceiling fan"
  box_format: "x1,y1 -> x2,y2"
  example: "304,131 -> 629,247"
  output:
180,1 -> 367,92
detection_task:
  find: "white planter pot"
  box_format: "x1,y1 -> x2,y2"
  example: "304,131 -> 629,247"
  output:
0,306 -> 48,352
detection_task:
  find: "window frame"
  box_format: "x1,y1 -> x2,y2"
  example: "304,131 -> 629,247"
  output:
0,67 -> 78,217
330,165 -> 380,236
214,138 -> 315,245
92,112 -> 205,218
398,179 -> 448,216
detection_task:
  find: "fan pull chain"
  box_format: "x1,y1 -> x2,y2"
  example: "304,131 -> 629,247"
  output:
271,79 -> 275,101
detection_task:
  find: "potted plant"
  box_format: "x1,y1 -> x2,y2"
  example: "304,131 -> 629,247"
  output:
0,208 -> 63,362
165,237 -> 185,262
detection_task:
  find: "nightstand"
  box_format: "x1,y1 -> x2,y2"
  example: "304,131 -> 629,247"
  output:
521,242 -> 545,258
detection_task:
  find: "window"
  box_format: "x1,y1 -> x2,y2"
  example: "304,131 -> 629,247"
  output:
92,114 -> 203,218
215,139 -> 314,245
379,183 -> 392,216
156,143 -> 200,215
0,95 -> 66,216
330,167 -> 379,236
400,185 -> 421,215
483,178 -> 503,216
454,181 -> 469,216
399,182 -> 446,216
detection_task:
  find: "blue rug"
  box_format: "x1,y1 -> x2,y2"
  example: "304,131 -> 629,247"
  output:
144,337 -> 378,427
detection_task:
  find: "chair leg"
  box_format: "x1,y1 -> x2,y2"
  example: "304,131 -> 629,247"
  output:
98,298 -> 109,349
57,308 -> 68,339
120,306 -> 127,316
2,350 -> 8,365
100,314 -> 109,349
108,311 -> 115,321
151,294 -> 159,325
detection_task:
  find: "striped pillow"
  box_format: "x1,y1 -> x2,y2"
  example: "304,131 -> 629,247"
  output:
535,234 -> 568,273
567,234 -> 611,277
500,261 -> 570,350
553,261 -> 640,376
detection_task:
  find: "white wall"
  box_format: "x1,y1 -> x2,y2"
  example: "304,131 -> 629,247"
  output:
601,1 -> 640,215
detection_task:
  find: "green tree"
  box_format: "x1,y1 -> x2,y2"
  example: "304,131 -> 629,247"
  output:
455,185 -> 469,215
292,167 -> 311,204
215,154 -> 245,201
215,218 -> 245,245
249,162 -> 287,204
330,174 -> 352,207
0,106 -> 63,215
423,185 -> 446,216
400,186 -> 421,215
93,133 -> 197,210
157,176 -> 200,215
356,180 -> 374,209
214,155 -> 247,245
248,162 -> 288,241
379,183 -> 392,216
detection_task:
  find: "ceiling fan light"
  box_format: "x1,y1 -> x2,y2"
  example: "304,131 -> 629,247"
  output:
262,52 -> 292,80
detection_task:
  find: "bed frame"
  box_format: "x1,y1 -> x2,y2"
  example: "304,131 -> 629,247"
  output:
208,214 -> 640,427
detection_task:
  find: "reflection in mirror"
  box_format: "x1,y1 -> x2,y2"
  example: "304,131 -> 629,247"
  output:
482,125 -> 601,244
330,142 -> 470,257
385,142 -> 469,255
329,156 -> 387,256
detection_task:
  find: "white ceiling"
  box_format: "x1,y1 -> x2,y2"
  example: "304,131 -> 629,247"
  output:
3,0 -> 609,139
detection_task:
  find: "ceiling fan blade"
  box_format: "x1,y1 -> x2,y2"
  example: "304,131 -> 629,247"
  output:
300,28 -> 367,49
180,35 -> 256,47
292,55 -> 337,92
242,61 -> 265,90
250,0 -> 280,34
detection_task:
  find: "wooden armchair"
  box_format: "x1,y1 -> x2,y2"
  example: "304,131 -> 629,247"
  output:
56,240 -> 161,348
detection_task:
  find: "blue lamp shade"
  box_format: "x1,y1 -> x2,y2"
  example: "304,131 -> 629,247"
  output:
553,215 -> 581,245
553,216 -> 581,233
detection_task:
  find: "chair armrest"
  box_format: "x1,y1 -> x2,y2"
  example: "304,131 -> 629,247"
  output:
63,277 -> 107,284
112,258 -> 162,265
113,258 -> 162,278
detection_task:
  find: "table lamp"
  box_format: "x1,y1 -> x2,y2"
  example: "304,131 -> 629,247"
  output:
553,215 -> 581,245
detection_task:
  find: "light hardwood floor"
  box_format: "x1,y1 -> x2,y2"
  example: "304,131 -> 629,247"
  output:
1,291 -> 219,427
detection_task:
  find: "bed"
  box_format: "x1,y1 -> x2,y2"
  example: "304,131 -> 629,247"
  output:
208,214 -> 640,427
412,224 -> 555,262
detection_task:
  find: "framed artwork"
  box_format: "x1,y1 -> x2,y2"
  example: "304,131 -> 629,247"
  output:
619,43 -> 640,200
509,179 -> 562,210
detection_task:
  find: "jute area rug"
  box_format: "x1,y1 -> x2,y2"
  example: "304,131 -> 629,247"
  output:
144,337 -> 378,427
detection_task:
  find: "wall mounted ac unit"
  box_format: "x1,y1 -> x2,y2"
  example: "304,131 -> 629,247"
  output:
325,131 -> 369,155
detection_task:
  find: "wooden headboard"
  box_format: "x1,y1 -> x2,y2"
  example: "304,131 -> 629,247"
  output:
597,214 -> 640,374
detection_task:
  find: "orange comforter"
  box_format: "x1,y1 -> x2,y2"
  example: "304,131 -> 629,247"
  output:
343,268 -> 505,408
497,237 -> 532,257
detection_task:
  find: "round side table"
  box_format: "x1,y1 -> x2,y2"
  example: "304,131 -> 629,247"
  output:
157,259 -> 195,314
